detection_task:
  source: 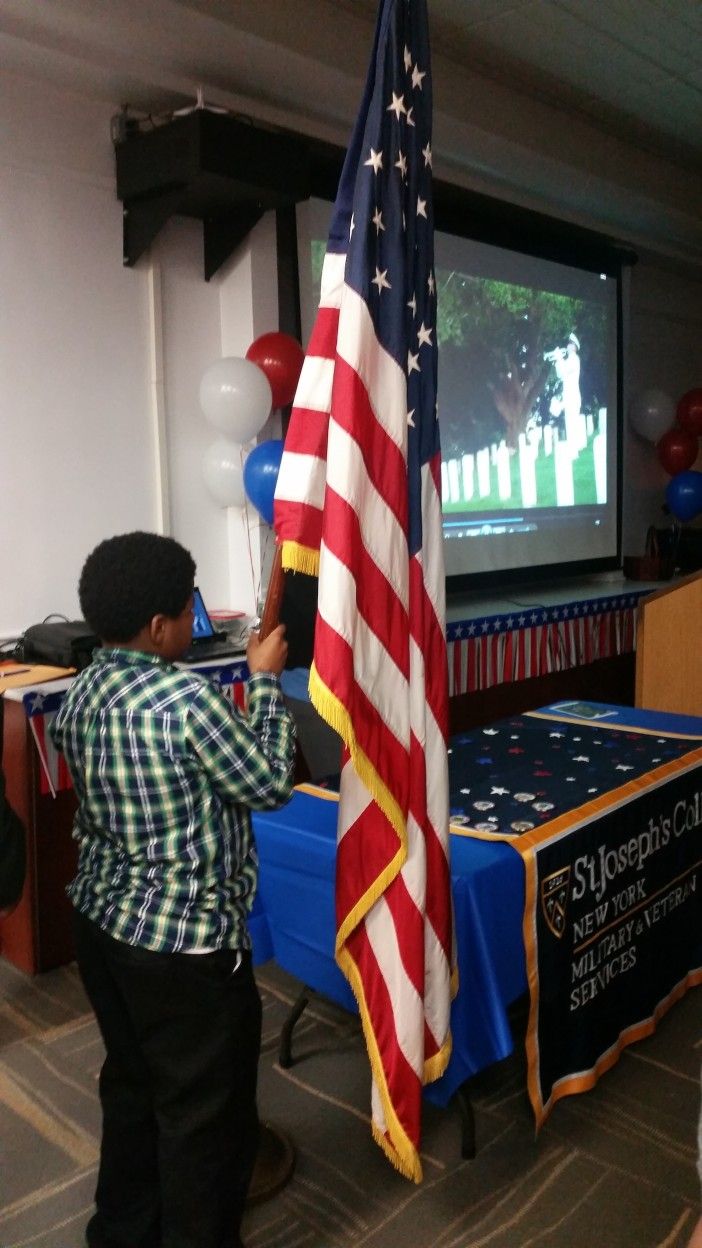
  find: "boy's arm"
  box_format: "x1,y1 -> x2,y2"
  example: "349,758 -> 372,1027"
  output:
186,674 -> 296,810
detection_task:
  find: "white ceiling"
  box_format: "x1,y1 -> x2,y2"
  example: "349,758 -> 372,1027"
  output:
2,0 -> 701,259
365,0 -> 702,172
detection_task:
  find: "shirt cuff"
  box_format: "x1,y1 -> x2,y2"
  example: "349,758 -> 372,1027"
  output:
246,671 -> 283,700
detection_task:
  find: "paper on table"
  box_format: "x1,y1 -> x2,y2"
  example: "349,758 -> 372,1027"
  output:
0,663 -> 75,689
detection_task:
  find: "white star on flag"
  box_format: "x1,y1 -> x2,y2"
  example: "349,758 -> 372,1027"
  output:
387,91 -> 407,120
417,322 -> 433,346
372,207 -> 385,233
411,64 -> 426,90
395,151 -> 408,178
364,147 -> 383,173
372,266 -> 391,292
417,197 -> 428,218
407,350 -> 420,374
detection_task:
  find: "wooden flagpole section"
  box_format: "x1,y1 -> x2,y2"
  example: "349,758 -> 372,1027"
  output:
258,545 -> 285,641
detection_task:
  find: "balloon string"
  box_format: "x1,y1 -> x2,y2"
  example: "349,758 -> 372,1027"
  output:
240,445 -> 259,616
239,445 -> 278,620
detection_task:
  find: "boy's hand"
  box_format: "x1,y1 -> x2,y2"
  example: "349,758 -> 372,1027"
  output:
246,624 -> 288,677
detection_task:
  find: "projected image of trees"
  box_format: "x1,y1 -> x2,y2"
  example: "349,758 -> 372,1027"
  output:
308,237 -> 608,514
437,272 -> 608,513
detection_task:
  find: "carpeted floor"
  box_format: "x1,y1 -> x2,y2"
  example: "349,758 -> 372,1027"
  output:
0,954 -> 700,1248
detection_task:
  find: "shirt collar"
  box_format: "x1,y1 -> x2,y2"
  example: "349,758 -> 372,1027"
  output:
98,647 -> 175,672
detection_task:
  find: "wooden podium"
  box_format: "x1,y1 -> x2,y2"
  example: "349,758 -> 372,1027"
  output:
635,571 -> 702,715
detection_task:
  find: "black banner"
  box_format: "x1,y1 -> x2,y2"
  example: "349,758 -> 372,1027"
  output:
525,761 -> 702,1124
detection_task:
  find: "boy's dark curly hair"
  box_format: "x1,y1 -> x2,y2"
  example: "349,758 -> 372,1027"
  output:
79,532 -> 196,642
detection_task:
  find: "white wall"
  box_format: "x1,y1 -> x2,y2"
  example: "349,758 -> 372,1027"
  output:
0,73 -> 276,639
623,261 -> 702,555
156,212 -> 280,619
1,67 -> 701,641
0,76 -> 153,637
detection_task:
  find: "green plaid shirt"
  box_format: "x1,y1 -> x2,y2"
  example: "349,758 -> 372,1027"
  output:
50,648 -> 296,953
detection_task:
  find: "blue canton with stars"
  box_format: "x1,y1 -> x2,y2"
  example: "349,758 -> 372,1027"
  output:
448,714 -> 699,837
326,0 -> 437,560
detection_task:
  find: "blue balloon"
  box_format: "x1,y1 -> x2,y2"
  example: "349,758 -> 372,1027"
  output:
243,438 -> 284,525
665,469 -> 702,522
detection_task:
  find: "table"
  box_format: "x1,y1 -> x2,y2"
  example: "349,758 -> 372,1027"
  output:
251,701 -> 702,1126
253,785 -> 525,1100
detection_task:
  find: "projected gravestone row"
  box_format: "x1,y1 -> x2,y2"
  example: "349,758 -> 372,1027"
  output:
441,409 -> 607,512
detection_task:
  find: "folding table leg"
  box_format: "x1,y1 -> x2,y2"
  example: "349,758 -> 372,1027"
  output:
278,987 -> 311,1068
454,1083 -> 476,1159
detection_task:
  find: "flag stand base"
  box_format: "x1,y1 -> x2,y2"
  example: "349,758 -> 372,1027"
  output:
246,1121 -> 296,1205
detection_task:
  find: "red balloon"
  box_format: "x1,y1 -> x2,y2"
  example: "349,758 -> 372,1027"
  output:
656,426 -> 699,475
246,332 -> 304,409
676,388 -> 702,437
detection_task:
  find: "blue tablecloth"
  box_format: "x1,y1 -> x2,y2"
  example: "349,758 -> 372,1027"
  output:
251,787 -> 525,1107
250,702 -> 702,1108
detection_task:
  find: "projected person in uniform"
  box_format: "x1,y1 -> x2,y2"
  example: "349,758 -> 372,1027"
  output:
545,333 -> 587,456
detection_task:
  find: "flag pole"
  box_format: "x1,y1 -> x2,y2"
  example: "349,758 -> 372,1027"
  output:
258,544 -> 285,641
247,539 -> 297,1202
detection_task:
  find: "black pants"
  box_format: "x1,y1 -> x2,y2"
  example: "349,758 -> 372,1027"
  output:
73,910 -> 261,1248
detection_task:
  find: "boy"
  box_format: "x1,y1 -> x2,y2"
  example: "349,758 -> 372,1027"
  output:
50,531 -> 296,1248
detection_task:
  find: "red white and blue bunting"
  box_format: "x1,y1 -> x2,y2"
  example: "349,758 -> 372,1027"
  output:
447,592 -> 646,697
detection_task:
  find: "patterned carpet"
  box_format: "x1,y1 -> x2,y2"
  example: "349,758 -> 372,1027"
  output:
0,955 -> 700,1248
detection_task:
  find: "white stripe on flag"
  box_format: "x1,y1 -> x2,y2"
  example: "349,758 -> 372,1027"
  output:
317,546 -> 411,751
275,450 -> 327,509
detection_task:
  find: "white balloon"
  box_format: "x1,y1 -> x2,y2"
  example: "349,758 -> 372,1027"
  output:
199,357 -> 272,442
629,388 -> 675,443
201,438 -> 246,508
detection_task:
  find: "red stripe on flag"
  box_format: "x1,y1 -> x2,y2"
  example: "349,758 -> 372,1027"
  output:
336,802 -> 401,926
320,490 -> 410,677
275,499 -> 326,555
381,869 -> 425,999
313,615 -> 411,810
307,305 -> 340,356
345,919 -> 423,1149
408,558 -> 448,734
331,358 -> 409,528
279,409 -> 330,456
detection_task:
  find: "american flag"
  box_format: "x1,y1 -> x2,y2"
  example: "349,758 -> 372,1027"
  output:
274,0 -> 455,1182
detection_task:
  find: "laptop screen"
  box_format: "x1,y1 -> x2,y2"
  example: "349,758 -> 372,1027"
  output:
191,587 -> 216,640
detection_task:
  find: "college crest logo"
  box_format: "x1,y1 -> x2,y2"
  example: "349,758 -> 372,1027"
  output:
540,866 -> 571,938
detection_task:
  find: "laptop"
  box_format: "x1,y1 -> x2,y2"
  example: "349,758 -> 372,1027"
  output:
180,587 -> 248,663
